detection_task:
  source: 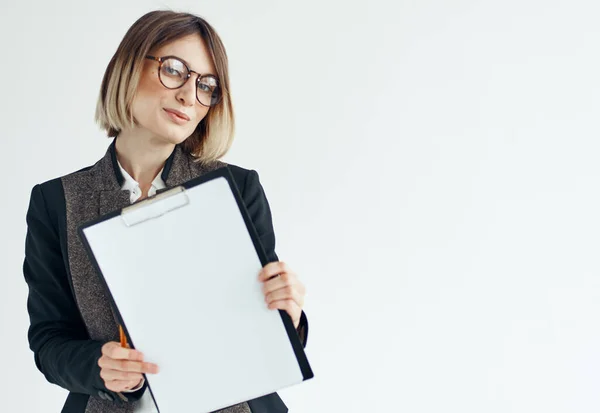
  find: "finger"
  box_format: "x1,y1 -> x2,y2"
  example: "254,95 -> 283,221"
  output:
268,299 -> 302,326
262,275 -> 305,297
105,378 -> 142,393
123,377 -> 143,391
102,341 -> 144,361
258,261 -> 291,281
261,270 -> 297,291
259,261 -> 283,278
264,279 -> 305,307
262,273 -> 291,294
105,380 -> 123,392
100,368 -> 144,383
99,356 -> 159,374
265,285 -> 301,307
114,377 -> 143,392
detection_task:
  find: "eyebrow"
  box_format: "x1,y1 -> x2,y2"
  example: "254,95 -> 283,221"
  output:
175,55 -> 217,78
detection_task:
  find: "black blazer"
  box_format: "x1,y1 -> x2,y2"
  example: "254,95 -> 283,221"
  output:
22,150 -> 308,413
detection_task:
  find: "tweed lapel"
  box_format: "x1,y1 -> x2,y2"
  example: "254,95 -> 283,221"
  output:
97,159 -> 131,217
62,142 -> 141,413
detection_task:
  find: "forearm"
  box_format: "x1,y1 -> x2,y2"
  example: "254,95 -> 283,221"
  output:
24,182 -> 146,403
241,170 -> 310,349
33,334 -> 147,402
33,335 -> 105,395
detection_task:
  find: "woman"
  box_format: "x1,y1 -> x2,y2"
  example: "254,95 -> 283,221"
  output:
23,10 -> 308,413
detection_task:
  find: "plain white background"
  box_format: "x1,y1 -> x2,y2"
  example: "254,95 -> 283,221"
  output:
1,0 -> 600,412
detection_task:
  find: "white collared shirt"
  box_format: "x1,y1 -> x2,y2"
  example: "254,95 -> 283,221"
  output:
116,159 -> 164,412
117,160 -> 167,203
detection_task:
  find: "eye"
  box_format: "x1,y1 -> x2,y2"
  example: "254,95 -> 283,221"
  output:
197,76 -> 218,93
161,58 -> 187,80
198,83 -> 213,92
163,66 -> 183,78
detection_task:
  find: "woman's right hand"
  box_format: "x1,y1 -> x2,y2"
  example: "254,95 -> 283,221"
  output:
98,341 -> 160,392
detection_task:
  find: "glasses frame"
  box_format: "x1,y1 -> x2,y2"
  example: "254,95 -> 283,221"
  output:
145,55 -> 221,107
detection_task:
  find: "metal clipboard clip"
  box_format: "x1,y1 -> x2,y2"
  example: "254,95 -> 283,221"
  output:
120,186 -> 190,227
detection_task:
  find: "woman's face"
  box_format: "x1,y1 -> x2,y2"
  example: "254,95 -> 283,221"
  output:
130,33 -> 217,145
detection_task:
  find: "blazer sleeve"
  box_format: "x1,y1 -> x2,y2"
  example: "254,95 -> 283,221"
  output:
23,183 -> 146,402
241,170 -> 309,348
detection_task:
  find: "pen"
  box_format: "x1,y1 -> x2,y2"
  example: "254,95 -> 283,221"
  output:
115,325 -> 129,402
119,324 -> 128,348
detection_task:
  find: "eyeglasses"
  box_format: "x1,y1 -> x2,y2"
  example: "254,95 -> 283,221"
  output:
145,55 -> 222,107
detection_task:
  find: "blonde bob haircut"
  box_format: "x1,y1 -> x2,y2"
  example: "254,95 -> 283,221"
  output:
95,10 -> 235,164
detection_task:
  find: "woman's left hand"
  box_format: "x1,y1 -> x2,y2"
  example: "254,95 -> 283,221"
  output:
258,261 -> 306,329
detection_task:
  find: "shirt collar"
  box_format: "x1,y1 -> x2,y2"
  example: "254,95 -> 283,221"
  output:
116,159 -> 166,192
109,137 -> 178,188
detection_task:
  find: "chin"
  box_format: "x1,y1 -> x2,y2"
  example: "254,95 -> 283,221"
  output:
159,128 -> 194,145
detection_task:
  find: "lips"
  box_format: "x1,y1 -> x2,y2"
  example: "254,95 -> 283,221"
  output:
164,108 -> 190,121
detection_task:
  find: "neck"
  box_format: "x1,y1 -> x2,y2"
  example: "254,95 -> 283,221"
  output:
114,129 -> 175,186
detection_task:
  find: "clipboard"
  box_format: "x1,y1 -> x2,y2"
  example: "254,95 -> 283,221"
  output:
78,166 -> 313,413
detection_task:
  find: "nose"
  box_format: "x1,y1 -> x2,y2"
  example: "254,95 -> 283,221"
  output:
175,74 -> 198,107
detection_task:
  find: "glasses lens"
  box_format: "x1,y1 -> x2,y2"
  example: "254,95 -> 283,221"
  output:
197,76 -> 221,107
159,58 -> 188,88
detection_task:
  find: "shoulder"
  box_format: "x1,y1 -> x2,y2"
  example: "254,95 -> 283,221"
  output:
223,163 -> 266,198
193,157 -> 253,180
189,155 -> 256,192
199,158 -> 272,202
225,162 -> 252,183
35,162 -> 96,196
26,178 -> 67,235
28,163 -> 96,225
